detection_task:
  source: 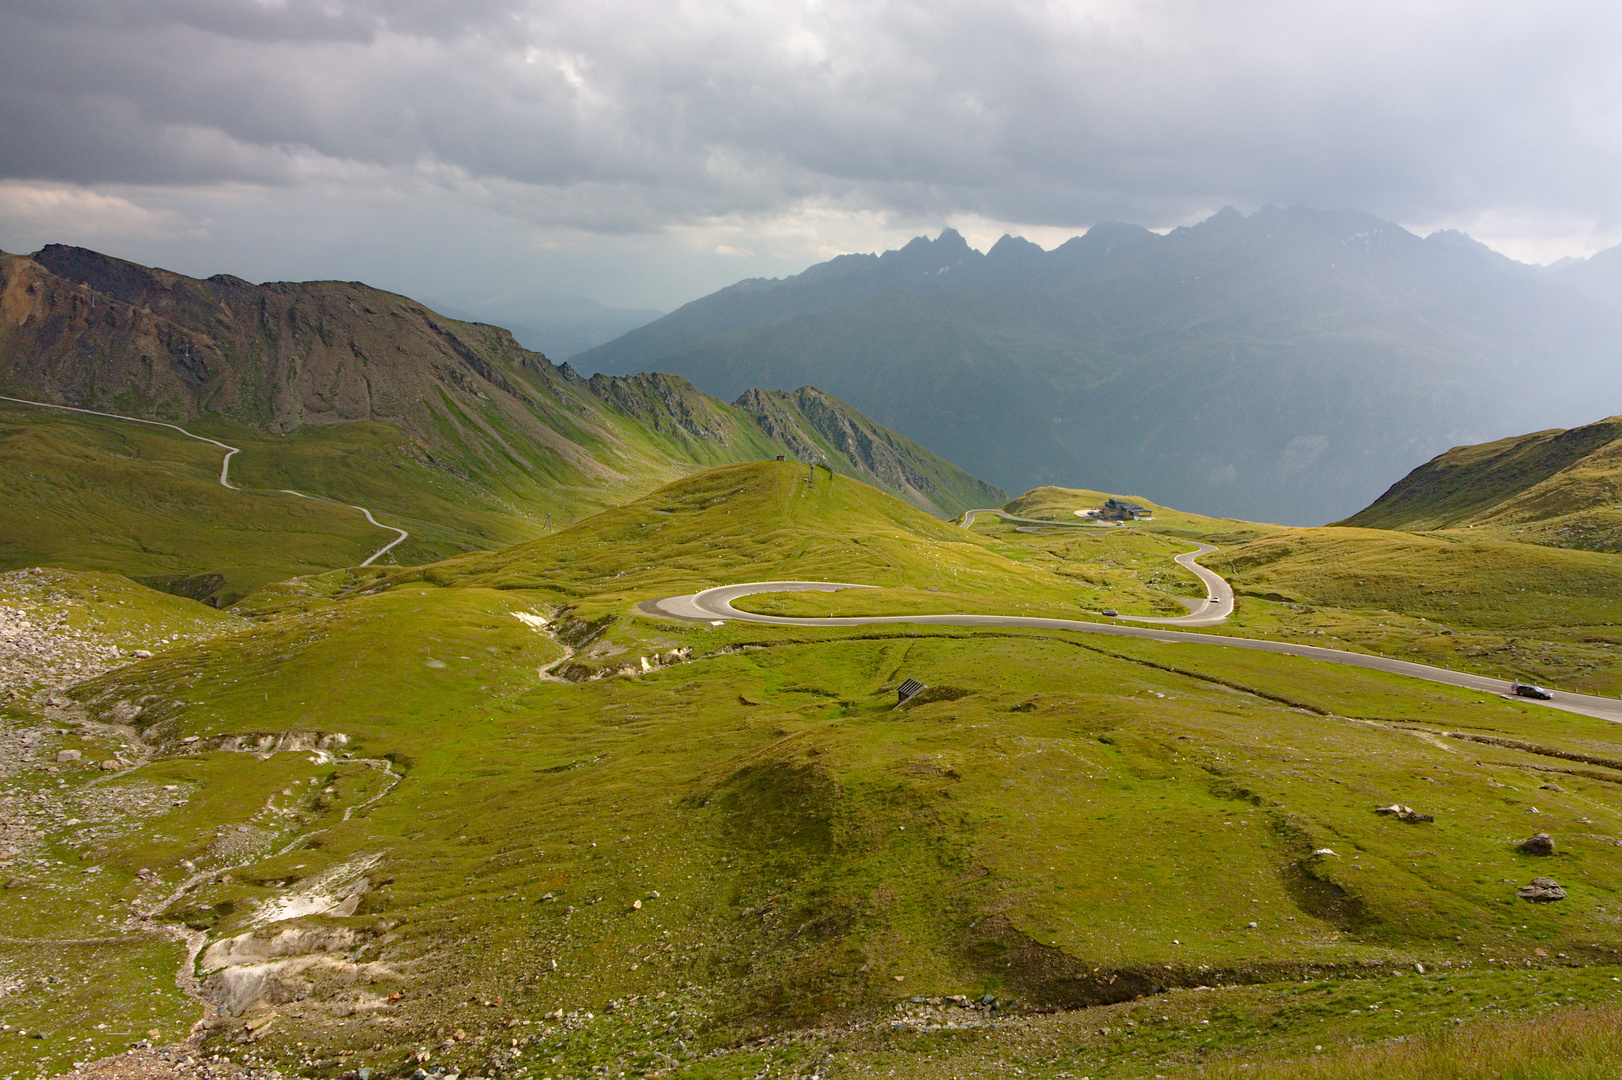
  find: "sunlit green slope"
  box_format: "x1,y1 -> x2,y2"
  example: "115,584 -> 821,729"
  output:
1,247 -> 1002,605
1338,415 -> 1622,552
7,463 -> 1619,1079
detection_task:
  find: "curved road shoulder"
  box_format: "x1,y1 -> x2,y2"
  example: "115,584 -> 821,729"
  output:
652,580 -> 1622,725
0,393 -> 408,567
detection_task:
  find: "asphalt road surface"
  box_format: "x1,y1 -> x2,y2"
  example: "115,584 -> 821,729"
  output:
0,394 -> 408,566
655,581 -> 1622,724
960,508 -> 1115,529
1116,542 -> 1233,627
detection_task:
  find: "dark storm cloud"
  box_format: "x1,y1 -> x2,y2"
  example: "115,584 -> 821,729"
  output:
2,0 -> 1620,234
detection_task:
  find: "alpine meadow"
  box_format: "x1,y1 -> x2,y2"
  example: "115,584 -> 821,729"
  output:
6,5 -> 1622,1078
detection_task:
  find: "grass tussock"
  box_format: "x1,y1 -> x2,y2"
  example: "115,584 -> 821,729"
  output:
1200,1005 -> 1622,1080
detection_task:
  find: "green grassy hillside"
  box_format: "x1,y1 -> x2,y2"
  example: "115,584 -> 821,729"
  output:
709,479 -> 1622,697
1338,415 -> 1622,552
1,248 -> 1004,604
1213,527 -> 1622,698
6,464 -> 1622,1079
1000,484 -> 1279,537
393,462 -> 1200,627
733,386 -> 1007,517
0,406 -> 460,604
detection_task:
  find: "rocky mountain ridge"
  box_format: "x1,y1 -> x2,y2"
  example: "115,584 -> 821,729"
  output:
0,244 -> 1002,525
573,222 -> 1156,376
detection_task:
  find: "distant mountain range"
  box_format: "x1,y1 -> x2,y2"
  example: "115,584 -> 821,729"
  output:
577,206 -> 1622,525
573,221 -> 1155,375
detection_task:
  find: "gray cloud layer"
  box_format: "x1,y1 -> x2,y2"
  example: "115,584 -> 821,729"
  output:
6,0 -> 1621,223
2,1 -> 1620,307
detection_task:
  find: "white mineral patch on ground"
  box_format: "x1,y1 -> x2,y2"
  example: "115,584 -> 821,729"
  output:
251,852 -> 382,926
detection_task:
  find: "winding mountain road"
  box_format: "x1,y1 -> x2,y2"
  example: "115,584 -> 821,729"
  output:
654,581 -> 1622,724
1118,542 -> 1233,627
0,394 -> 408,567
962,508 -> 1232,628
960,508 -> 1116,529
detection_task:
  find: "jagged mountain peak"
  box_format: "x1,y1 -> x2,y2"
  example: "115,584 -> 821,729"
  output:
578,204 -> 1622,525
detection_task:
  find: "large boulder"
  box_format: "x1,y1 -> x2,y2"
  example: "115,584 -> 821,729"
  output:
1517,877 -> 1567,902
1518,832 -> 1555,855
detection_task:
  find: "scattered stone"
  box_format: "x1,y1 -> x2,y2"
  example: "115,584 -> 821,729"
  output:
1517,877 -> 1567,902
1375,803 -> 1434,823
1518,833 -> 1555,856
131,649 -> 153,659
55,749 -> 82,763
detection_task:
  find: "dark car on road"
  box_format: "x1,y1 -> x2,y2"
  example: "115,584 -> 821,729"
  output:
1510,682 -> 1553,700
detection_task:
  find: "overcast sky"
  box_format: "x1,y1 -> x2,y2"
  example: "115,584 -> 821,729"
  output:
3,0 -> 1620,314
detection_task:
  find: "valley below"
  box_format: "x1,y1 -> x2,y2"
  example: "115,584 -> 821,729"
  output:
2,241 -> 1622,1080
2,460 -> 1621,1080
